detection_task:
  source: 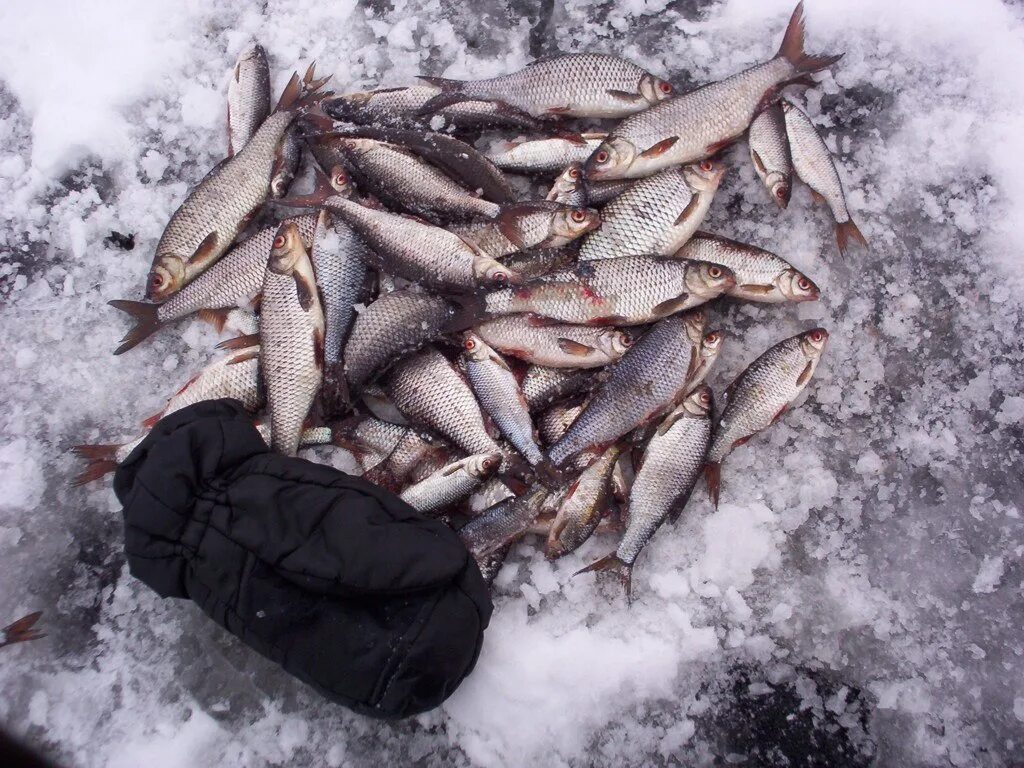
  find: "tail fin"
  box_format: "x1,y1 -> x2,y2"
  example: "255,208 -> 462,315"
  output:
418,75 -> 465,90
109,300 -> 163,355
275,63 -> 333,113
777,2 -> 843,74
704,461 -> 722,508
835,219 -> 868,257
1,611 -> 45,649
70,444 -> 120,486
575,553 -> 633,602
196,307 -> 231,332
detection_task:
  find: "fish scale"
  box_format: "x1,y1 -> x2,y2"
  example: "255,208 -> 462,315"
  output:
522,366 -> 602,412
399,454 -> 499,513
486,135 -> 606,173
459,487 -> 551,558
310,215 -> 370,367
748,104 -> 792,205
155,349 -> 262,420
227,44 -> 270,156
474,315 -> 630,369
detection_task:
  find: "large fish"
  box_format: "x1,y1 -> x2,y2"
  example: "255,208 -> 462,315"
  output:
781,100 -> 868,255
585,4 -> 841,180
705,328 -> 828,506
147,65 -> 330,300
419,54 -> 673,118
259,222 -> 325,455
546,444 -> 621,559
748,104 -> 792,207
226,43 -> 271,157
578,385 -> 713,599
454,201 -> 600,260
674,232 -> 819,303
486,134 -> 607,174
578,160 -> 725,261
399,453 -> 501,514
484,257 -> 735,326
474,315 -> 632,369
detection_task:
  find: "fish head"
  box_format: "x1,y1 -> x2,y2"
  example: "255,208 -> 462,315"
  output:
685,260 -> 736,299
799,327 -> 829,359
601,328 -> 634,357
466,452 -> 502,479
682,309 -> 708,345
461,331 -> 492,362
639,72 -> 674,105
777,268 -> 820,302
327,164 -> 354,197
146,256 -> 186,302
544,205 -> 601,246
339,136 -> 377,157
267,222 -> 304,274
700,329 -> 725,363
683,159 -> 727,193
682,383 -> 714,417
473,255 -> 520,287
767,172 -> 792,208
546,165 -> 584,202
583,137 -> 637,181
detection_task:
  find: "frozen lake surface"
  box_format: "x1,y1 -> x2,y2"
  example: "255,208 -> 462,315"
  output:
1,0 -> 1022,765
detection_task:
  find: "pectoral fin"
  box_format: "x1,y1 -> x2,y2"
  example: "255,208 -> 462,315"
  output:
606,89 -> 643,103
294,273 -> 316,312
639,137 -> 678,159
650,294 -> 690,318
796,361 -> 813,387
557,338 -> 596,356
738,283 -> 775,295
188,231 -> 219,264
673,197 -> 700,226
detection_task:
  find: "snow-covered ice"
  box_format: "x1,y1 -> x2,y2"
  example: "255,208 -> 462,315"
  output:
1,0 -> 1023,766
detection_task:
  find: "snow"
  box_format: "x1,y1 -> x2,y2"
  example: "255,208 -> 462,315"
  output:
1,0 -> 1024,766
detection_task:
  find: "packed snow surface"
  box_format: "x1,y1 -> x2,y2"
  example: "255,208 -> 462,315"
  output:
1,0 -> 1023,766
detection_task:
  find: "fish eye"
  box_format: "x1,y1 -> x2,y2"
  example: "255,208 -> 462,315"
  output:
492,271 -> 509,284
659,81 -> 672,94
595,150 -> 609,164
333,170 -> 348,186
775,184 -> 789,199
150,273 -> 164,287
810,329 -> 824,343
570,209 -> 587,223
708,265 -> 722,279
568,167 -> 580,179
705,332 -> 718,344
699,390 -> 711,404
273,234 -> 287,249
619,333 -> 633,346
798,277 -> 811,290
344,139 -> 358,149
464,337 -> 476,350
700,160 -> 714,172
482,456 -> 496,470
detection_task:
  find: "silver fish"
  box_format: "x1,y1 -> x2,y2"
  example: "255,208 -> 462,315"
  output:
578,161 -> 725,261
454,201 -> 600,260
331,415 -> 410,472
462,332 -> 543,465
459,487 -> 551,558
484,257 -> 735,326
579,385 -> 712,598
365,429 -> 451,490
312,212 -> 371,368
546,444 -> 621,559
259,222 -> 325,455
705,328 -> 829,506
781,99 -> 868,256
538,397 -> 586,446
546,311 -> 707,468
227,43 -> 270,157
474,315 -> 632,368
585,4 -> 841,180
400,453 -> 501,514
147,67 -> 329,300
674,231 -> 819,303
522,365 -> 603,412
547,165 -> 588,206
270,126 -> 303,199
421,54 -> 673,118
486,134 -> 607,174
748,104 -> 792,207
584,178 -> 636,206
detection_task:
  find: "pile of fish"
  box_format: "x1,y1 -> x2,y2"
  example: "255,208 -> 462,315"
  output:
77,3 -> 863,600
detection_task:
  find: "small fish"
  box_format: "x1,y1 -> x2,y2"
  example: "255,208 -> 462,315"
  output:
674,231 -> 819,303
705,328 -> 829,506
485,257 -> 735,326
474,315 -> 632,368
546,165 -> 588,206
578,160 -> 725,261
147,65 -> 330,300
459,487 -> 551,558
454,201 -> 600,260
400,453 -> 501,514
546,444 -> 621,559
538,397 -> 586,446
419,54 -> 673,118
486,134 -> 607,174
578,385 -> 713,599
259,222 -> 325,455
270,126 -> 303,199
522,365 -> 604,412
227,43 -> 271,157
363,429 -> 451,490
781,100 -> 868,256
585,3 -> 841,180
748,104 -> 792,207
462,332 -> 543,465
359,384 -> 410,426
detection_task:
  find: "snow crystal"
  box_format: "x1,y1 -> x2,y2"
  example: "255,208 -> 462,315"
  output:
971,555 -> 1005,594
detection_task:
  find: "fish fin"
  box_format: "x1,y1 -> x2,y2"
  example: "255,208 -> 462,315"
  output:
673,196 -> 701,226
487,350 -> 513,371
558,132 -> 590,147
187,231 -> 220,265
524,313 -> 564,327
738,283 -> 775,295
227,348 -> 260,365
196,307 -> 231,332
108,300 -> 164,355
808,189 -> 827,206
650,294 -> 690,318
639,136 -> 678,159
415,91 -> 474,117
312,327 -> 326,370
606,88 -> 644,103
273,168 -> 338,209
795,358 -> 816,387
276,66 -> 332,113
574,553 -> 632,602
556,338 -> 596,356
495,205 -> 534,250
655,410 -> 685,437
293,272 -> 316,312
835,219 -> 868,256
140,412 -> 163,430
750,148 -> 766,175
417,75 -> 464,90
70,444 -> 121,486
704,461 -> 721,508
1,611 -> 45,647
705,137 -> 735,155
777,2 -> 844,74
216,332 -> 261,351
771,403 -> 791,425
586,315 -> 628,326
546,106 -> 572,115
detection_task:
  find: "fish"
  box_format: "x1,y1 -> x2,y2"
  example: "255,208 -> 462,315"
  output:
578,160 -> 725,261
484,257 -> 735,326
329,415 -> 410,472
454,201 -> 600,260
474,315 -> 632,368
323,136 -> 501,220
781,99 -> 868,255
270,126 -> 303,199
384,347 -> 507,459
259,221 -> 325,455
109,214 -> 319,354
321,195 -> 516,291
578,384 -> 713,599
748,104 -> 792,207
147,65 -> 330,300
546,444 -> 621,559
537,397 -> 587,446
363,428 -> 451,490
399,453 -> 501,514
584,3 -> 841,180
611,451 -> 634,504
227,43 -> 271,157
546,165 -> 588,206
475,543 -> 513,586
343,289 -> 483,395
486,134 -> 607,174
462,332 -> 543,465
705,327 -> 829,506
674,231 -> 819,303
459,487 -> 551,558
522,366 -> 604,413
545,310 -> 707,469
419,54 -> 673,118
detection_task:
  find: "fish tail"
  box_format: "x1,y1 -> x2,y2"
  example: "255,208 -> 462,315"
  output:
70,444 -> 120,486
108,300 -> 163,355
275,63 -> 332,113
575,553 -> 633,602
1,611 -> 45,648
777,2 -> 844,74
835,219 -> 868,256
704,461 -> 722,508
196,307 -> 231,332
